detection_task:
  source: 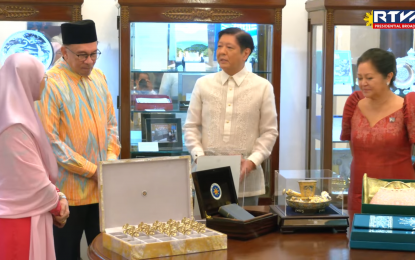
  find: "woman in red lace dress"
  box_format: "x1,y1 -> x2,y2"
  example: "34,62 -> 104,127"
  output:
341,48 -> 415,213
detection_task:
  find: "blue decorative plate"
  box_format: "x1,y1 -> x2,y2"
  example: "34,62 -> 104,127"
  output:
0,30 -> 54,69
395,62 -> 415,90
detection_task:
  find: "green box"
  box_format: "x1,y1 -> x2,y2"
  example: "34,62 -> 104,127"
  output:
361,178 -> 415,216
350,214 -> 415,252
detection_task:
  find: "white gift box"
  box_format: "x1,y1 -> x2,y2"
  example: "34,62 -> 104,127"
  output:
98,156 -> 227,259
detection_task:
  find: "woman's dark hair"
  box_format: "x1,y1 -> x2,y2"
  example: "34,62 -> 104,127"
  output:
357,48 -> 397,87
218,27 -> 254,56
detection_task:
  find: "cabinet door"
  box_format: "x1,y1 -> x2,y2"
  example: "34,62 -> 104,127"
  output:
129,22 -> 275,198
332,26 -> 415,192
308,25 -> 324,171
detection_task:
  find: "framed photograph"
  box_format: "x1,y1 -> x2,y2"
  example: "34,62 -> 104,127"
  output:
140,113 -> 175,141
145,118 -> 183,150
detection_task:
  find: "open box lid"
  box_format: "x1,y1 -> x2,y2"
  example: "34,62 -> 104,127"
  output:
192,167 -> 238,219
98,156 -> 192,232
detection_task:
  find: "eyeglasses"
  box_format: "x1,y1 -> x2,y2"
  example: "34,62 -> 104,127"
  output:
65,47 -> 101,62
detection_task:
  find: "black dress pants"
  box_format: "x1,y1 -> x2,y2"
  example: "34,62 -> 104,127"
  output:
53,203 -> 100,260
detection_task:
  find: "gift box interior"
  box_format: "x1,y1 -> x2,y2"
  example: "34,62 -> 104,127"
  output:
192,166 -> 278,241
362,174 -> 415,215
98,156 -> 227,260
350,213 -> 415,252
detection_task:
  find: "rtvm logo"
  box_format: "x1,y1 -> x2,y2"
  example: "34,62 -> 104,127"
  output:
364,10 -> 415,29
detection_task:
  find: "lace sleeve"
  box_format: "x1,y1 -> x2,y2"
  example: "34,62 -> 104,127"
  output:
404,92 -> 415,144
340,91 -> 364,141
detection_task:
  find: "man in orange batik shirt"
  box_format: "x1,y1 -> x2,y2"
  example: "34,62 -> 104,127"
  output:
36,20 -> 120,260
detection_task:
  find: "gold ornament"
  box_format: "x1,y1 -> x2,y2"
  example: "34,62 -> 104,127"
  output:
132,230 -> 140,237
195,223 -> 206,233
126,226 -> 135,236
145,226 -> 156,236
153,220 -> 161,227
167,228 -> 177,237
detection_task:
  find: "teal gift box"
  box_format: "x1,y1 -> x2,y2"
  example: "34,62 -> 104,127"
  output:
361,174 -> 415,215
350,214 -> 415,251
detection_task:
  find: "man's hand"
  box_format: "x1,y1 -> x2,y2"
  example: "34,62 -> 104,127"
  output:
240,159 -> 256,182
53,199 -> 70,228
91,171 -> 98,182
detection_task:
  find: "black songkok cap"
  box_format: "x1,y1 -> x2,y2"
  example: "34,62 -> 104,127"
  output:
61,20 -> 97,45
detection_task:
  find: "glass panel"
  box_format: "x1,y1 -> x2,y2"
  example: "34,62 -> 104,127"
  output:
129,22 -> 274,155
0,21 -> 65,70
309,25 -> 323,170
130,22 -> 274,199
274,169 -> 345,216
332,26 -> 415,191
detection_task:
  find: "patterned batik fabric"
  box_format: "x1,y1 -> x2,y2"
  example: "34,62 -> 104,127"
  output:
35,58 -> 120,206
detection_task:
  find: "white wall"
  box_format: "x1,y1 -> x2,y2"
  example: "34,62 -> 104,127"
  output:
279,0 -> 308,170
81,1 -> 119,258
83,0 -> 120,121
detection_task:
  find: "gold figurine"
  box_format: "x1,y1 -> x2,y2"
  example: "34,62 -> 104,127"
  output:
183,228 -> 192,235
122,223 -> 131,234
137,222 -> 145,230
171,221 -> 179,229
126,227 -> 135,236
156,224 -> 164,232
177,223 -> 185,233
162,226 -> 170,234
153,221 -> 161,228
166,227 -> 178,237
195,223 -> 206,233
132,230 -> 140,237
145,226 -> 156,236
191,221 -> 199,229
185,224 -> 192,231
141,225 -> 150,234
181,217 -> 192,226
122,218 -> 202,237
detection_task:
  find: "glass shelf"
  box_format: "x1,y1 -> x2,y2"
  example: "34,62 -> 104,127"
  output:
129,22 -> 273,158
131,69 -> 273,74
131,110 -> 188,114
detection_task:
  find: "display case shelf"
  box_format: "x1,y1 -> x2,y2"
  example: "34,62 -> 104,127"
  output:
131,70 -> 273,74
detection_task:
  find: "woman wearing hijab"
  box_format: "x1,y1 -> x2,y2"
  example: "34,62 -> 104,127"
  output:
51,42 -> 62,66
0,53 -> 70,260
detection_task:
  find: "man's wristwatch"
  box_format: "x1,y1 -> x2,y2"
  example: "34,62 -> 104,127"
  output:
58,192 -> 67,200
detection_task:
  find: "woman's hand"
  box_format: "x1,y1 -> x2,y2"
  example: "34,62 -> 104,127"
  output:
53,199 -> 69,228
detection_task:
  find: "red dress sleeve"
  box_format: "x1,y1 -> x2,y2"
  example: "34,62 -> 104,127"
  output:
403,92 -> 415,144
340,91 -> 364,141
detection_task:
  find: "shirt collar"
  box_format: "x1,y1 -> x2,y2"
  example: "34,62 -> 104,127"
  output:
220,66 -> 249,86
53,58 -> 93,84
